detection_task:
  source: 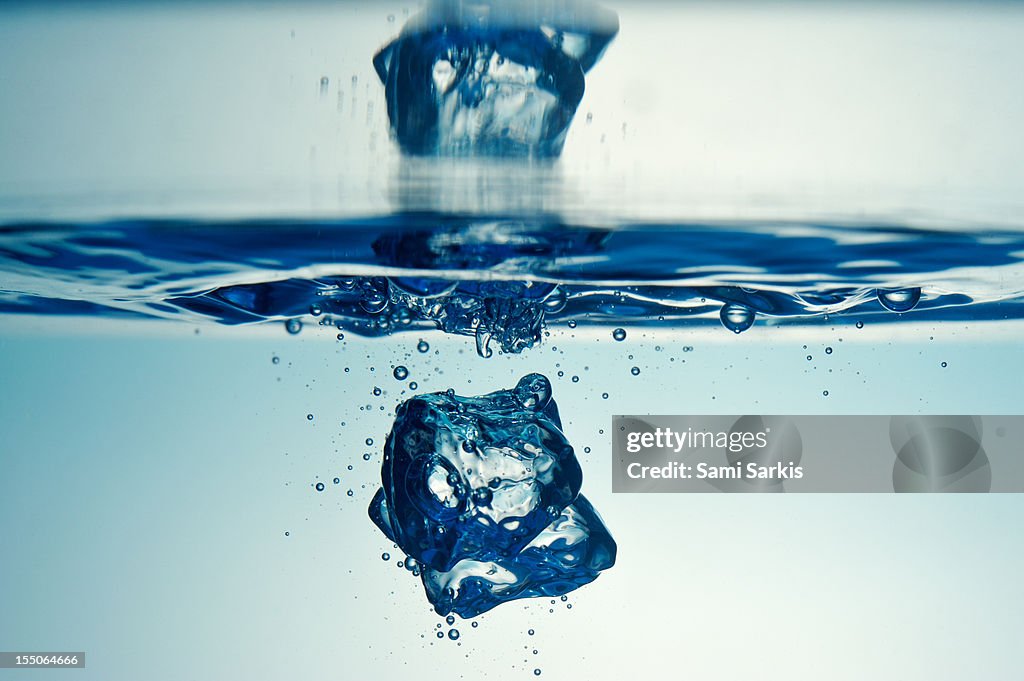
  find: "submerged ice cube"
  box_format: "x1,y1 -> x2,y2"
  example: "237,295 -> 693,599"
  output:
372,0 -> 618,157
369,374 -> 616,616
373,374 -> 582,571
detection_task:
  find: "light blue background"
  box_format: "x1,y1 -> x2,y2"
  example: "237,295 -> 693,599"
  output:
1,317 -> 1022,680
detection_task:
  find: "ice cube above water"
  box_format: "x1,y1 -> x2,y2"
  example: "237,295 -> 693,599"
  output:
368,374 -> 616,617
372,0 -> 619,157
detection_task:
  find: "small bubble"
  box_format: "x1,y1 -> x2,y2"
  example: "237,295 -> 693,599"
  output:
309,304 -> 322,317
382,552 -> 390,560
387,13 -> 395,22
363,453 -> 371,461
602,392 -> 609,399
284,531 -> 290,536
333,477 -> 340,484
315,482 -> 325,492
567,320 -> 577,329
823,390 -> 830,396
448,629 -> 459,640
571,375 -> 580,383
436,631 -> 444,639
471,622 -> 479,628
285,319 -> 302,335
272,356 -> 280,364
347,489 -> 354,497
409,381 -> 418,390
534,670 -> 541,676
446,615 -> 456,625
630,366 -> 640,376
394,366 -> 409,380
941,361 -> 948,368
417,340 -> 430,353
528,629 -> 535,636
806,355 -> 813,361
306,413 -> 314,421
612,328 -> 627,341
373,387 -> 382,396
825,347 -> 833,355
366,438 -> 374,446
855,320 -> 865,329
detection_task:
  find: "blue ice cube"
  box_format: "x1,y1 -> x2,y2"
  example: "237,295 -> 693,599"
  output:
372,0 -> 619,157
372,374 -> 583,572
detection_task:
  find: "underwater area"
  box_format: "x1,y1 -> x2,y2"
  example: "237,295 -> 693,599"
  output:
2,1 -> 1024,680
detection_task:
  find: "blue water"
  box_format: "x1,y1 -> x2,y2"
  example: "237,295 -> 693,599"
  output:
2,216 -> 1023,355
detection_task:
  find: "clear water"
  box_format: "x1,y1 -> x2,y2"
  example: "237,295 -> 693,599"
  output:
2,2 -> 1024,680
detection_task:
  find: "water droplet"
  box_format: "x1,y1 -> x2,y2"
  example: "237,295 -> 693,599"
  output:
417,340 -> 430,353
393,366 -> 409,380
333,477 -> 340,484
528,629 -> 535,636
567,320 -> 577,329
445,615 -> 455,625
336,332 -> 345,341
471,621 -> 479,628
612,328 -> 627,341
448,629 -> 459,640
534,669 -> 542,676
382,552 -> 390,560
825,347 -> 833,355
285,319 -> 302,335
284,531 -> 290,536
315,482 -> 325,491
436,631 -> 444,639
541,288 -> 567,313
823,390 -> 829,397
630,366 -> 640,376
601,392 -> 609,399
409,381 -> 418,390
941,361 -> 948,368
347,489 -> 354,497
720,303 -> 755,334
366,437 -> 374,446
855,320 -> 865,329
877,287 -> 921,313
806,355 -> 813,361
309,304 -> 322,317
306,413 -> 314,421
272,355 -> 280,364
373,387 -> 382,396
560,595 -> 568,601
571,375 -> 580,383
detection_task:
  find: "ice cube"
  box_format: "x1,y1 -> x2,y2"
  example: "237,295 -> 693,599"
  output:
372,0 -> 619,157
373,374 -> 583,571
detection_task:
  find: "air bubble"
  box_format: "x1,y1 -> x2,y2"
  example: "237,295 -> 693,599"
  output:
315,482 -> 325,492
630,367 -> 640,376
720,303 -> 755,334
612,328 -> 626,341
285,319 -> 302,335
394,366 -> 409,380
417,340 -> 430,353
877,287 -> 921,313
